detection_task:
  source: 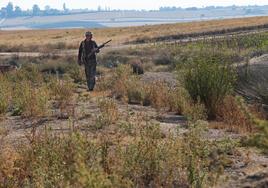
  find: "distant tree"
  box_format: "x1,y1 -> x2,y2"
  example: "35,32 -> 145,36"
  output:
45,5 -> 50,11
48,8 -> 61,15
204,6 -> 216,10
14,6 -> 22,16
6,2 -> 14,17
98,5 -> 102,12
245,9 -> 252,14
185,7 -> 198,11
44,5 -> 51,15
63,3 -> 67,11
0,8 -> 7,18
159,6 -> 182,11
231,5 -> 237,10
32,4 -> 41,16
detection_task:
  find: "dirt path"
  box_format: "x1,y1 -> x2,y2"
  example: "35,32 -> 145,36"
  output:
222,148 -> 268,188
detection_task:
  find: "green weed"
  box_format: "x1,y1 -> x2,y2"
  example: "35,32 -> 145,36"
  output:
180,52 -> 236,119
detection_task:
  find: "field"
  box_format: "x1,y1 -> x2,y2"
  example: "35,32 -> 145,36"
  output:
1,16 -> 268,53
0,17 -> 268,187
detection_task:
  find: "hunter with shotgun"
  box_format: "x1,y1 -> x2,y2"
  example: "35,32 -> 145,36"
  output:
78,31 -> 111,91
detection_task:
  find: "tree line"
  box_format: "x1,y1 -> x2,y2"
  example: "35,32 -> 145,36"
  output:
1,2 -> 267,18
0,2 -> 74,18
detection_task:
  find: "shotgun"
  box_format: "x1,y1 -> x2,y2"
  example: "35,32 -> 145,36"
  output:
88,39 -> 112,57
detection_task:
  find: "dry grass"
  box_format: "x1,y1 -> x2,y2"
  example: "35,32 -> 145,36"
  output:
1,16 -> 268,51
245,119 -> 268,154
0,75 -> 12,115
0,65 -> 77,118
216,96 -> 254,133
12,81 -> 50,118
109,64 -> 207,121
48,77 -> 75,116
0,119 -> 234,187
97,98 -> 119,125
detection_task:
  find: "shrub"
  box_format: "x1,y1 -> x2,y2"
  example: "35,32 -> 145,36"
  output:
48,78 -> 74,111
180,54 -> 236,119
0,75 -> 12,115
95,74 -> 113,92
182,120 -> 221,187
117,121 -> 228,187
217,96 -> 254,133
13,132 -> 127,188
183,101 -> 207,122
97,98 -> 119,125
12,81 -> 50,117
118,123 -> 170,187
126,77 -> 147,105
111,65 -> 174,109
110,65 -> 207,121
111,64 -> 133,101
68,64 -> 85,84
245,120 -> 268,154
9,64 -> 43,85
0,146 -> 20,185
144,81 -> 170,109
39,58 -> 78,76
153,52 -> 175,66
98,53 -> 130,68
0,120 -> 234,187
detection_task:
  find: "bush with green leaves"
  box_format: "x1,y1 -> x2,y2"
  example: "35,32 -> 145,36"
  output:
179,53 -> 236,119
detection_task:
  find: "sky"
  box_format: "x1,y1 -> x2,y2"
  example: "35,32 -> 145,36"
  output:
0,0 -> 268,10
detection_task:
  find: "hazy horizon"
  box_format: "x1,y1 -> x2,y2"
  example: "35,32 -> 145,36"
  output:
0,0 -> 268,11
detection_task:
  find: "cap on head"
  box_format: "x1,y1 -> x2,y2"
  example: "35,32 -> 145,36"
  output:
85,31 -> 92,37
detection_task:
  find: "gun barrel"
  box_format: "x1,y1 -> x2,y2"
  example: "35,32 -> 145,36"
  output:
98,39 -> 112,50
103,39 -> 112,46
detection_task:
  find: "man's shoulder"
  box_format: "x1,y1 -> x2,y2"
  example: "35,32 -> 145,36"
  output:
81,40 -> 96,43
80,40 -> 86,45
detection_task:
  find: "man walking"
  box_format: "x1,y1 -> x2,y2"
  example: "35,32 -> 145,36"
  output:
78,31 -> 100,91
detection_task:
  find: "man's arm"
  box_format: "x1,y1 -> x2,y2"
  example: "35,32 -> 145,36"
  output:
94,41 -> 100,53
78,42 -> 83,65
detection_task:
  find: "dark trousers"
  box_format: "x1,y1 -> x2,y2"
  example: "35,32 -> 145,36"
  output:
84,59 -> 97,91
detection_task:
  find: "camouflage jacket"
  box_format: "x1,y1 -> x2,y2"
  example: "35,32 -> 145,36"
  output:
78,40 -> 98,64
